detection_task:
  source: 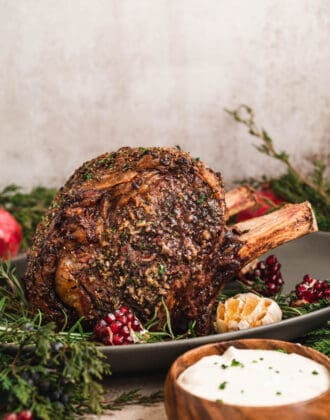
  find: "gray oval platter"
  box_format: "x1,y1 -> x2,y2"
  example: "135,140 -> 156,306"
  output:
12,232 -> 330,373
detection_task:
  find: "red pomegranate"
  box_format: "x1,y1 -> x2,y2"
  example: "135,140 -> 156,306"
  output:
0,208 -> 22,260
236,188 -> 283,222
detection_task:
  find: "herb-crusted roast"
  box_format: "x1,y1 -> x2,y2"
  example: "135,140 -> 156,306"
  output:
24,147 -> 317,335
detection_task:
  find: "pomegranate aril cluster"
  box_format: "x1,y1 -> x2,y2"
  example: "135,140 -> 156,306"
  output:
244,255 -> 284,297
94,306 -> 143,345
3,410 -> 33,420
293,275 -> 330,305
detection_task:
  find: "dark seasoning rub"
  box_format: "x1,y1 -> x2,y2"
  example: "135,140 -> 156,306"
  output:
25,147 -> 243,335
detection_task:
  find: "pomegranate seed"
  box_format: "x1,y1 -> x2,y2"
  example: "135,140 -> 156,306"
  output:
3,414 -> 18,420
113,334 -> 124,345
315,282 -> 323,291
243,255 -> 284,297
131,319 -> 142,331
303,274 -> 313,284
296,283 -> 306,291
291,275 -> 330,306
257,262 -> 266,270
120,306 -> 129,314
94,306 -> 143,346
116,315 -> 128,324
266,255 -> 276,266
267,282 -> 276,291
110,321 -> 122,334
121,325 -> 130,337
273,263 -> 281,273
104,313 -> 116,323
18,411 -> 33,420
304,291 -> 314,302
271,274 -> 278,283
127,312 -> 135,322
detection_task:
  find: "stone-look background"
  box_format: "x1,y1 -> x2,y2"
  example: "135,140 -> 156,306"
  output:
0,0 -> 329,189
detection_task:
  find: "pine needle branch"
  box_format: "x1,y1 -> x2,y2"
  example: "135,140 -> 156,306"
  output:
102,389 -> 163,411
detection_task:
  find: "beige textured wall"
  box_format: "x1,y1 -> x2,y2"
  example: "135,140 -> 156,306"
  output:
0,0 -> 329,189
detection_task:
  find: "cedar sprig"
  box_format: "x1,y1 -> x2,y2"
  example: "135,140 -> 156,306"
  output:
296,322 -> 330,356
0,311 -> 110,419
0,262 -> 109,419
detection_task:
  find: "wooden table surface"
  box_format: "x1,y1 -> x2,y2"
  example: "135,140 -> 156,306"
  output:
86,371 -> 167,420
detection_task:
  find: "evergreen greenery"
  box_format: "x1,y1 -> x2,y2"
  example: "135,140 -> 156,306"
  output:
226,105 -> 330,231
0,185 -> 56,250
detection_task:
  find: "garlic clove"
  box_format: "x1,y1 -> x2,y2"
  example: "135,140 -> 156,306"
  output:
214,293 -> 282,333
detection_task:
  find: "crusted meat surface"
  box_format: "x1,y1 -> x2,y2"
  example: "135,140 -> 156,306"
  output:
25,147 -> 242,334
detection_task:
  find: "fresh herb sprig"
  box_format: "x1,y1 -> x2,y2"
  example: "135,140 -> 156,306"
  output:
0,261 -> 28,319
296,323 -> 330,356
102,389 -> 163,411
0,312 -> 110,419
226,105 -> 330,230
0,262 -> 109,419
138,298 -> 197,343
0,184 -> 57,250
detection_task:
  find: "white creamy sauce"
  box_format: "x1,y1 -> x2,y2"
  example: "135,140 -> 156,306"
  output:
178,346 -> 330,406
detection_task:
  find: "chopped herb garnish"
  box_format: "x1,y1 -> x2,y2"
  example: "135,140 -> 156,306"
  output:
275,370 -> 280,374
259,357 -> 264,361
85,172 -> 93,180
221,364 -> 228,369
198,194 -> 206,205
276,391 -> 282,396
252,360 -> 258,363
216,399 -> 223,404
231,359 -> 244,368
268,366 -> 273,370
195,157 -> 200,161
139,147 -> 147,151
276,348 -> 288,353
312,370 -> 319,375
159,264 -> 165,275
219,381 -> 228,390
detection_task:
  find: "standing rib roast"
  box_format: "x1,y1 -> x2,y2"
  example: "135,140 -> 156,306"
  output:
24,147 -> 317,335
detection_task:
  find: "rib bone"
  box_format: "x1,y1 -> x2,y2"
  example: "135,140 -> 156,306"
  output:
233,201 -> 318,264
226,185 -> 256,218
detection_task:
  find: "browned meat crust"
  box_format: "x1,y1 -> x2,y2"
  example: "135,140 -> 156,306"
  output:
25,147 -> 243,334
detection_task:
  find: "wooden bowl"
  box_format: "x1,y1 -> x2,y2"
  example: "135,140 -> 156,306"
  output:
164,339 -> 330,420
